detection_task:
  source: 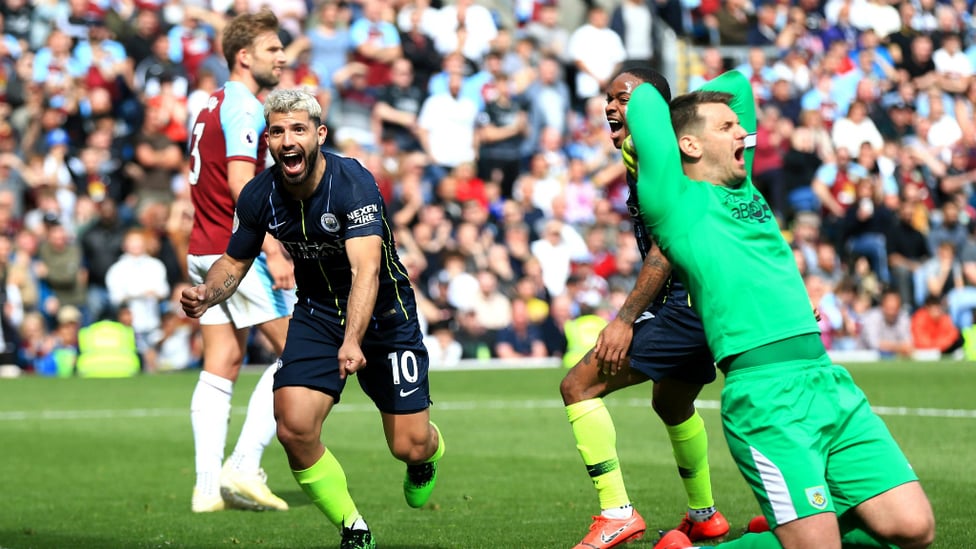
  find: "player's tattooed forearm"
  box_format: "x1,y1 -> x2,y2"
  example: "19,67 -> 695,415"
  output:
646,253 -> 668,272
223,274 -> 237,289
209,287 -> 224,302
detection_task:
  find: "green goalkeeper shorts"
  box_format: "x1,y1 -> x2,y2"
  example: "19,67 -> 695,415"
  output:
721,356 -> 918,528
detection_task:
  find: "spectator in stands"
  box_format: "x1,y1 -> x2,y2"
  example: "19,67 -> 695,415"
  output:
812,146 -> 868,245
372,57 -> 424,153
34,304 -> 81,377
754,104 -> 790,218
710,0 -> 755,45
494,296 -> 547,359
289,0 -> 351,96
947,233 -> 976,329
791,211 -> 821,271
155,283 -> 201,372
610,0 -> 656,67
841,175 -> 894,285
688,46 -> 726,91
476,71 -> 529,198
130,95 -> 184,208
821,1 -> 858,50
17,309 -> 48,372
782,127 -> 826,215
79,197 -> 127,323
766,77 -> 802,123
164,8 -> 215,89
887,197 -> 931,308
826,277 -> 866,351
933,32 -> 972,95
105,228 -> 169,369
331,61 -> 379,150
734,47 -> 776,102
561,157 -> 598,227
1,0 -> 32,49
747,3 -> 779,46
860,288 -> 914,358
525,55 -> 572,149
396,1 -> 441,91
76,304 -> 141,377
915,240 -> 965,307
523,3 -> 570,65
831,101 -> 884,158
433,0 -> 497,66
498,218 -> 533,277
424,319 -> 463,368
567,5 -> 625,109
938,145 -> 976,206
37,217 -> 87,322
911,294 -> 964,357
896,33 -> 938,90
417,70 -> 479,185
455,305 -> 492,360
920,89 -> 963,161
349,0 -> 401,90
929,200 -> 969,255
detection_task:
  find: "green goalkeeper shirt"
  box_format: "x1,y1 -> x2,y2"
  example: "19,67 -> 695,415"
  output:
627,70 -> 820,364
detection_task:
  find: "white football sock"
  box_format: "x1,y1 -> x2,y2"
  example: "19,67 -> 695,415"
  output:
602,504 -> 634,519
191,370 -> 233,495
227,363 -> 278,474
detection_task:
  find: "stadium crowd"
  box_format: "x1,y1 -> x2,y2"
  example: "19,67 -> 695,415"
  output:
1,0 -> 975,377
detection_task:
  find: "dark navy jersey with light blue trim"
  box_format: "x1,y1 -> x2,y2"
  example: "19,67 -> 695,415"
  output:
228,151 -> 414,323
624,171 -> 689,305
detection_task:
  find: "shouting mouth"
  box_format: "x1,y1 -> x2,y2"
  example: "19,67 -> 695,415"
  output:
280,150 -> 305,178
607,118 -> 625,143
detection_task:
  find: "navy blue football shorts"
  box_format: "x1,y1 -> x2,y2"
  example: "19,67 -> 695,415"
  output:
628,298 -> 717,385
274,302 -> 431,414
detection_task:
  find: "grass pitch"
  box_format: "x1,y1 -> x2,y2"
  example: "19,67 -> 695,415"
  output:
0,360 -> 971,548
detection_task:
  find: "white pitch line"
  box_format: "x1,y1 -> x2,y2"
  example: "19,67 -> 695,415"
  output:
1,399 -> 975,421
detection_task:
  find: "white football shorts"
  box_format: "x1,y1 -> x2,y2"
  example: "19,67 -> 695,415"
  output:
187,253 -> 296,327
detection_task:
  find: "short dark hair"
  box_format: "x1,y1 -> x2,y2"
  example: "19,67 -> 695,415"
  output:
669,90 -> 734,138
619,65 -> 672,103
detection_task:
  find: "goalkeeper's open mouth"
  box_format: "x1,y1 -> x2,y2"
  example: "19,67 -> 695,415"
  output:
734,144 -> 745,167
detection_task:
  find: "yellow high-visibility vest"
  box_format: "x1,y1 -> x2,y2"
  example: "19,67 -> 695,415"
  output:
562,315 -> 608,369
76,321 -> 141,378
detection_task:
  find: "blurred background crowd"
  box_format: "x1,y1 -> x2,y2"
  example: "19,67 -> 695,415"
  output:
1,0 -> 975,377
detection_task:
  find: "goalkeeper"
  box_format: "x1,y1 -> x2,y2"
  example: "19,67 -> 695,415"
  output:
626,70 -> 935,549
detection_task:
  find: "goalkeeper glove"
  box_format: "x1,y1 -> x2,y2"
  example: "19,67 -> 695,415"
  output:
621,135 -> 638,180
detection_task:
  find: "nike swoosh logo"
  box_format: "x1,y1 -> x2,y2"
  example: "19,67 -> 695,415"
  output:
399,387 -> 420,398
268,221 -> 286,230
600,518 -> 638,544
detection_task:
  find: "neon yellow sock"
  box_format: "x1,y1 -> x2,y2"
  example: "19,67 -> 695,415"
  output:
566,399 -> 629,510
293,449 -> 360,529
665,411 -> 714,510
426,422 -> 445,463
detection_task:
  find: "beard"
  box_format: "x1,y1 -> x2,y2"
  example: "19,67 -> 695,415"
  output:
253,67 -> 280,91
275,145 -> 319,186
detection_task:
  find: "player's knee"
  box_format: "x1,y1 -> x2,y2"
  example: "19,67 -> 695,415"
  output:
559,357 -> 603,404
275,417 -> 318,452
651,397 -> 695,426
884,513 -> 935,549
559,373 -> 582,404
390,436 -> 429,463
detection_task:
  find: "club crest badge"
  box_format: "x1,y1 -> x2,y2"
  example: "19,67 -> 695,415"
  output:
321,213 -> 340,233
805,486 -> 828,510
